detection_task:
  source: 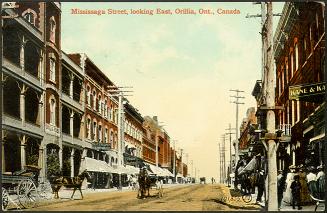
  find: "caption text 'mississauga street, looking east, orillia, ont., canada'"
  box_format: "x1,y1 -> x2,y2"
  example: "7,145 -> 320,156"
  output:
71,8 -> 241,16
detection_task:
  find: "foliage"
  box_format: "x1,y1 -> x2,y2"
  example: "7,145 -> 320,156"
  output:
27,153 -> 39,166
47,152 -> 61,179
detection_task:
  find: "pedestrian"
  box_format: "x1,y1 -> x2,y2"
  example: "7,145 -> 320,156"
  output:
290,174 -> 302,210
277,170 -> 286,210
256,169 -> 265,204
297,165 -> 312,205
316,165 -> 325,200
306,166 -> 318,198
211,177 -> 214,184
283,165 -> 296,205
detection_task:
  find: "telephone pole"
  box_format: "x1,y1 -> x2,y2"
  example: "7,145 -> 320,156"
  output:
230,89 -> 244,165
225,123 -> 235,186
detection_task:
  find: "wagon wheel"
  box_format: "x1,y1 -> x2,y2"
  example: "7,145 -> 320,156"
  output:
17,179 -> 39,209
2,187 -> 9,210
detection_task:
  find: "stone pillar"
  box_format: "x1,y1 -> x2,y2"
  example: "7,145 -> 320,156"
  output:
38,146 -> 44,180
19,135 -> 27,170
37,93 -> 44,127
71,148 -> 75,177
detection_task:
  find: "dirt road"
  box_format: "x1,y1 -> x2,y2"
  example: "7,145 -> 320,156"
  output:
28,184 -> 261,211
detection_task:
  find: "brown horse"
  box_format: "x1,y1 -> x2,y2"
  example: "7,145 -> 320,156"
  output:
51,170 -> 92,199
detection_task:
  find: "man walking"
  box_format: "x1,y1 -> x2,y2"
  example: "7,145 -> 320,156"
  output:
277,170 -> 286,210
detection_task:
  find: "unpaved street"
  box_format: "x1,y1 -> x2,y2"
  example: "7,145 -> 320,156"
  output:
29,184 -> 261,211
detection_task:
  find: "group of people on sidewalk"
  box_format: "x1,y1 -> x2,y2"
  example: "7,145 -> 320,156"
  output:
277,164 -> 325,210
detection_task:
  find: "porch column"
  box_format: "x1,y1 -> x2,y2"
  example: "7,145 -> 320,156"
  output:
71,148 -> 75,177
20,84 -> 28,126
69,74 -> 74,98
37,93 -> 44,127
19,36 -> 27,71
70,111 -> 74,137
19,135 -> 27,170
38,146 -> 44,179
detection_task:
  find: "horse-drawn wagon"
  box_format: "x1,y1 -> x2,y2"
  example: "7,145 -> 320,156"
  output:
2,165 -> 52,210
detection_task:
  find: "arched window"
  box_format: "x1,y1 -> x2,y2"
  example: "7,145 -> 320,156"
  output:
22,9 -> 36,26
295,43 -> 299,71
86,85 -> 91,106
93,120 -> 97,141
86,116 -> 91,139
104,127 -> 108,143
110,129 -> 114,144
98,94 -> 102,114
92,90 -> 96,110
98,124 -> 102,143
49,54 -> 56,82
49,16 -> 56,42
49,97 -> 56,125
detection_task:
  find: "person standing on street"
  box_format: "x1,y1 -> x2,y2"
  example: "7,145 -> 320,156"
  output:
290,174 -> 302,210
256,169 -> 265,204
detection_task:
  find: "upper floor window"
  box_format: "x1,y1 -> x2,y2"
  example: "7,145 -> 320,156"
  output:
86,86 -> 91,106
104,99 -> 107,118
285,58 -> 289,85
49,17 -> 56,43
104,128 -> 108,143
290,52 -> 294,77
93,121 -> 97,141
92,90 -> 96,110
295,43 -> 299,71
22,9 -> 37,26
98,95 -> 102,114
49,97 -> 56,125
49,57 -> 56,82
98,124 -> 102,143
87,117 -> 91,139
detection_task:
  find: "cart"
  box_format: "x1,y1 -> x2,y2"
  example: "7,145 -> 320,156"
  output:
2,165 -> 43,210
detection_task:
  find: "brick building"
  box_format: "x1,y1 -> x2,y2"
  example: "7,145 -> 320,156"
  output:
274,1 -> 325,169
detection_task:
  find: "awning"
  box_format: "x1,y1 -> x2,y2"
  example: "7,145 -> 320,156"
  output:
81,157 -> 113,173
176,173 -> 183,178
162,168 -> 174,177
125,165 -> 139,175
309,133 -> 325,143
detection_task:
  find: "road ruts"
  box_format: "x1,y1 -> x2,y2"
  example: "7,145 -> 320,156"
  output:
28,184 -> 252,211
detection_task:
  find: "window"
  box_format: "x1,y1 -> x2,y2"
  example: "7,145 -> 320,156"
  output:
49,17 -> 56,42
290,52 -> 294,77
49,58 -> 56,82
281,67 -> 284,93
104,99 -> 107,118
104,128 -> 108,143
98,124 -> 102,143
295,43 -> 299,71
93,90 -> 96,110
87,118 -> 91,139
110,129 -> 114,144
50,97 -> 56,125
98,95 -> 102,114
24,12 -> 34,25
86,86 -> 91,106
93,121 -> 97,141
285,59 -> 289,85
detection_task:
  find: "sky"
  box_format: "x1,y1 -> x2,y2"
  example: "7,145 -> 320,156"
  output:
61,2 -> 284,180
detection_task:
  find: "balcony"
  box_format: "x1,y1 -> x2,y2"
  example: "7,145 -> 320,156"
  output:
61,93 -> 84,112
277,124 -> 291,142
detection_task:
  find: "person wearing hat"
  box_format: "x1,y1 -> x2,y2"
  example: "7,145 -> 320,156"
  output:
316,165 -> 325,200
283,165 -> 297,205
290,174 -> 302,210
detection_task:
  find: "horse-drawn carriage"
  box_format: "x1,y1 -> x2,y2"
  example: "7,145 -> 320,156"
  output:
137,172 -> 163,199
2,165 -> 52,210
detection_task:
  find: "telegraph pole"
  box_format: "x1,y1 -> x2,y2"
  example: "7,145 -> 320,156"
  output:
108,86 -> 133,190
230,89 -> 245,165
225,123 -> 235,187
173,140 -> 176,183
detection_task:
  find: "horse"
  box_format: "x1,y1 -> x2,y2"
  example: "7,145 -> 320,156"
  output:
138,173 -> 161,198
50,170 -> 92,199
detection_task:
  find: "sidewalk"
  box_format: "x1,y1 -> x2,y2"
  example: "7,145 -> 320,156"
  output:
231,185 -> 325,211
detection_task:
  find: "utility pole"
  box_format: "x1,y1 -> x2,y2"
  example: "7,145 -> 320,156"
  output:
108,86 -> 133,190
180,148 -> 183,181
230,89 -> 245,165
225,123 -> 235,187
246,2 -> 280,210
218,143 -> 221,183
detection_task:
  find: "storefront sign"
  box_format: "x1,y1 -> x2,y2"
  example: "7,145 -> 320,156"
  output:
289,82 -> 325,100
92,143 -> 111,151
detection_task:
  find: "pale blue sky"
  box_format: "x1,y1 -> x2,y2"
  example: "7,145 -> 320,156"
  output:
61,2 -> 284,179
